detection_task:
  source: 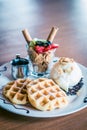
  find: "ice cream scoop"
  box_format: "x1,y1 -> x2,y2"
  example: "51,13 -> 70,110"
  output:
50,57 -> 82,92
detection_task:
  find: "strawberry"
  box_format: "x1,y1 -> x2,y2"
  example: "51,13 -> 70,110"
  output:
34,45 -> 45,53
44,44 -> 59,52
34,43 -> 59,53
44,45 -> 52,52
51,44 -> 59,49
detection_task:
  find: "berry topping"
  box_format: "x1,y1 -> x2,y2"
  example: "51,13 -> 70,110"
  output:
34,46 -> 45,53
44,44 -> 59,52
36,40 -> 51,47
51,44 -> 59,49
29,39 -> 59,53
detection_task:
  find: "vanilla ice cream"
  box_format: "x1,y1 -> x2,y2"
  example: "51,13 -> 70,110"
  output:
50,57 -> 82,92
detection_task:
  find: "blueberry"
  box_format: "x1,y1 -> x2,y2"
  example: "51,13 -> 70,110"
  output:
74,85 -> 80,91
46,41 -> 51,45
67,78 -> 84,95
36,41 -> 50,47
36,41 -> 44,46
79,82 -> 84,86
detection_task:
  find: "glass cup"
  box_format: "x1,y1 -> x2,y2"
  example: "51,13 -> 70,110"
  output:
28,47 -> 56,77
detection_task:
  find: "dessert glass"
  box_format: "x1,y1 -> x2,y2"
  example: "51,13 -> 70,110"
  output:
28,46 -> 56,77
22,27 -> 58,77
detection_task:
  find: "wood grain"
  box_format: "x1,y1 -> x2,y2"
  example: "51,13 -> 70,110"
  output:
0,0 -> 87,130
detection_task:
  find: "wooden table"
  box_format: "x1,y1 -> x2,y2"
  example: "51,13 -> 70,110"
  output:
0,0 -> 87,130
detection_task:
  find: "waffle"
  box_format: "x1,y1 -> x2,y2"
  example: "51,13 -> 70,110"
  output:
3,78 -> 32,104
27,78 -> 68,111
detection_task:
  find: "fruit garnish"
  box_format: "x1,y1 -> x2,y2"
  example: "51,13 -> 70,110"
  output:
34,45 -> 45,53
34,43 -> 59,53
44,45 -> 52,51
29,38 -> 59,53
44,44 -> 59,52
29,40 -> 36,47
29,39 -> 51,48
35,39 -> 51,47
50,44 -> 59,49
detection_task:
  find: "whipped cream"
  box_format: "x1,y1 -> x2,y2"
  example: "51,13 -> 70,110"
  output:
50,57 -> 82,92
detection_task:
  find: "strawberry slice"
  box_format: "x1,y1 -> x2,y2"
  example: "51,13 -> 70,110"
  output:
51,44 -> 59,49
34,44 -> 59,53
44,44 -> 59,52
44,45 -> 52,52
34,45 -> 45,53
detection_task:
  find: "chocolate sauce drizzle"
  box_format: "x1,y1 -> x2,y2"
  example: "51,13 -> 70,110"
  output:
84,97 -> 87,103
0,97 -> 30,114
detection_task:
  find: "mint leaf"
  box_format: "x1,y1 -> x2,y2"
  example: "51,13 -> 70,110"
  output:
29,40 -> 36,47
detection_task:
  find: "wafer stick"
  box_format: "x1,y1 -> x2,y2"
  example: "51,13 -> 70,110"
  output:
22,29 -> 32,44
47,27 -> 59,43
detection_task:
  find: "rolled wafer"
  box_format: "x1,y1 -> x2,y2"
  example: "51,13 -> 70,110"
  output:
22,29 -> 32,44
47,27 -> 59,43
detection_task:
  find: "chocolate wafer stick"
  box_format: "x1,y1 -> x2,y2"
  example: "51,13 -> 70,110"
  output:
22,29 -> 32,44
47,27 -> 59,43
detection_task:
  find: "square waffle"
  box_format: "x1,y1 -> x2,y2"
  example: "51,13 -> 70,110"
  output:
3,78 -> 32,104
27,78 -> 68,111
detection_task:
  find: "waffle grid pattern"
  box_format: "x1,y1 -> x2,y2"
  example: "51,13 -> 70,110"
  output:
3,78 -> 31,104
27,78 -> 68,111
